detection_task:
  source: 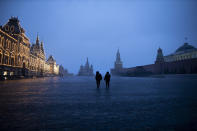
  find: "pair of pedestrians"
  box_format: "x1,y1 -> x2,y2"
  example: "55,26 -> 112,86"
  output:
95,71 -> 111,88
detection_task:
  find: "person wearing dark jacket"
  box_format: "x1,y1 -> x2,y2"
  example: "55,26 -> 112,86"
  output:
104,72 -> 111,88
95,71 -> 102,88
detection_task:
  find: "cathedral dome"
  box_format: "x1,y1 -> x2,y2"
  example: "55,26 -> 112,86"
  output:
175,43 -> 196,54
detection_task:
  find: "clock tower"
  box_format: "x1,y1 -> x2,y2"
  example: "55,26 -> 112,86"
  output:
114,49 -> 123,70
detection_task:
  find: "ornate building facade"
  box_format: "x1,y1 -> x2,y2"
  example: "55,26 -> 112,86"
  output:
29,34 -> 46,76
78,58 -> 94,76
0,17 -> 59,79
164,42 -> 197,62
46,55 -> 59,75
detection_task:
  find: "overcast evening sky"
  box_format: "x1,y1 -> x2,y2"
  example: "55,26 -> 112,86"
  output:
0,0 -> 197,74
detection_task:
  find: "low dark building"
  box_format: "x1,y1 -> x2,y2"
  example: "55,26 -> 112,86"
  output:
111,42 -> 197,76
59,65 -> 73,76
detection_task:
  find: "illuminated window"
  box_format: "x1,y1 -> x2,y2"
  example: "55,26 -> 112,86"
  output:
11,58 -> 14,66
11,54 -> 15,66
10,72 -> 14,76
6,40 -> 8,48
15,57 -> 17,66
11,43 -> 14,50
3,71 -> 7,76
15,44 -> 17,52
4,55 -> 9,65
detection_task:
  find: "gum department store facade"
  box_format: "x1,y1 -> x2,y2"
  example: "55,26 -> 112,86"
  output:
0,17 -> 59,79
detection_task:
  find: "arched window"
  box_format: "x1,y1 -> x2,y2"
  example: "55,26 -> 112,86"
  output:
0,36 -> 4,48
11,42 -> 14,51
9,40 -> 11,49
18,55 -> 21,66
5,39 -> 8,48
1,37 -> 4,48
14,44 -> 17,52
17,45 -> 19,52
4,51 -> 9,65
11,53 -> 15,66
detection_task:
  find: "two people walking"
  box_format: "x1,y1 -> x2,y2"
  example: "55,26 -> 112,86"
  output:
95,71 -> 111,88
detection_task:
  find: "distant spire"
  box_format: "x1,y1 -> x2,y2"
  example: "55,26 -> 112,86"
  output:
36,33 -> 39,45
85,57 -> 89,67
155,47 -> 164,64
116,49 -> 121,62
114,49 -> 123,69
41,41 -> 44,52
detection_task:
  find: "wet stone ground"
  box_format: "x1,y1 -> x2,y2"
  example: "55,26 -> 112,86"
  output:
0,75 -> 197,131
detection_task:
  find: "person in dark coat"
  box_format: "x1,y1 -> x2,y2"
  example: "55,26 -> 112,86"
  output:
104,72 -> 111,88
95,71 -> 102,88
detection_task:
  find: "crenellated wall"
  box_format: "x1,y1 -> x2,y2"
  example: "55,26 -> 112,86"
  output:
113,58 -> 197,76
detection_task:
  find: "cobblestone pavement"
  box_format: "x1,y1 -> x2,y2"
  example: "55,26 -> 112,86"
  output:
0,75 -> 197,131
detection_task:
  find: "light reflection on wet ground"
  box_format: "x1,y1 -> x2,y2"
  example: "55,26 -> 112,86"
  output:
0,75 -> 197,130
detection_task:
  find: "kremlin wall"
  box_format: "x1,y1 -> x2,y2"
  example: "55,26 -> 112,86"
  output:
111,42 -> 197,76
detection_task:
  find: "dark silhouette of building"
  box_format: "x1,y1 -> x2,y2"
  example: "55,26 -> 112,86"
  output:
78,58 -> 94,76
59,65 -> 73,76
111,41 -> 197,76
155,47 -> 164,64
111,49 -> 125,75
115,49 -> 123,69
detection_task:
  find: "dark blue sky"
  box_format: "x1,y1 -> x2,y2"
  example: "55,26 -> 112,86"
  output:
1,0 -> 197,74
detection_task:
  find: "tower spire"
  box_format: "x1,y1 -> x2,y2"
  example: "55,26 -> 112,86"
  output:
85,57 -> 89,67
36,32 -> 39,45
155,47 -> 164,64
41,41 -> 44,52
116,49 -> 121,62
114,49 -> 123,69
